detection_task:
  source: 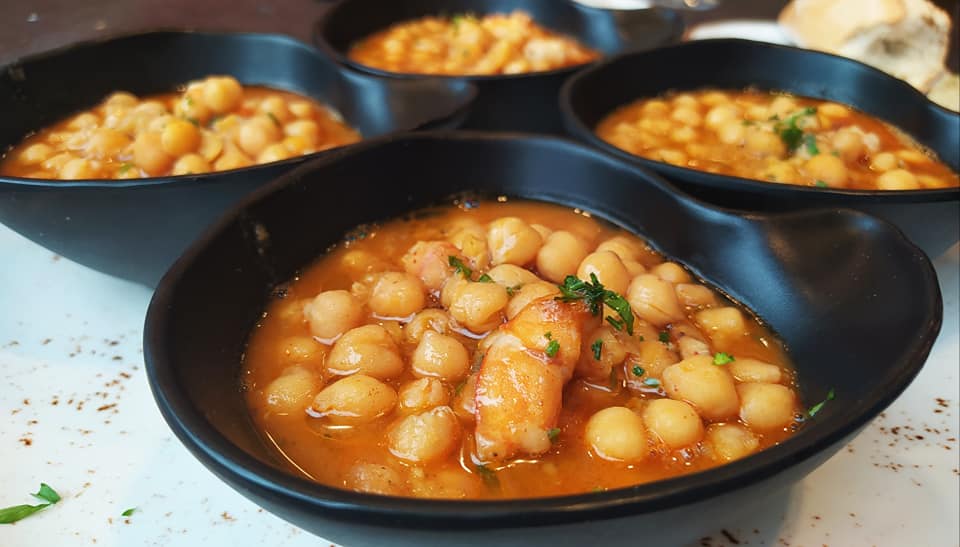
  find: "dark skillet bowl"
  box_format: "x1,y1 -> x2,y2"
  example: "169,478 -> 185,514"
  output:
144,132 -> 941,547
313,0 -> 683,134
0,31 -> 475,287
560,39 -> 960,257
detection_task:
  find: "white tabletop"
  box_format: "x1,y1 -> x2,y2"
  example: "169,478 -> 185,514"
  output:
1,224 -> 957,547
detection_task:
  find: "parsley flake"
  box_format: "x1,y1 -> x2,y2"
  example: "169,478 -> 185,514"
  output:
448,256 -> 473,279
658,331 -> 670,343
713,352 -> 735,365
606,315 -> 624,331
591,339 -> 603,360
475,464 -> 500,490
118,162 -> 134,175
0,483 -> 61,524
506,284 -> 522,296
544,333 -> 560,358
121,507 -> 136,517
266,112 -> 281,127
804,134 -> 819,156
557,274 -> 634,335
547,427 -> 561,442
631,365 -> 644,377
774,107 -> 817,151
807,388 -> 835,417
477,273 -> 493,283
814,180 -> 829,188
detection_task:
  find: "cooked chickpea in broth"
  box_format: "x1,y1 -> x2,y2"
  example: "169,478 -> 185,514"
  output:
596,89 -> 958,190
0,75 -> 360,180
347,11 -> 599,76
242,200 -> 806,499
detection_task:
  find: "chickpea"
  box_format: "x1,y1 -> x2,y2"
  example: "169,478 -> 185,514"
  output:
18,143 -> 55,165
405,309 -> 454,344
448,281 -> 508,333
58,158 -> 99,180
147,114 -> 176,134
716,120 -> 746,145
650,262 -> 690,284
695,307 -> 747,347
704,104 -> 740,130
411,330 -> 470,382
918,175 -> 948,189
283,136 -> 311,155
596,235 -> 642,262
745,127 -> 786,158
578,326 -> 626,380
577,251 -> 631,296
160,118 -> 201,156
662,354 -> 739,421
277,335 -> 326,365
537,231 -> 589,283
642,399 -> 704,449
506,281 -> 560,319
199,130 -> 224,162
486,264 -> 541,289
133,132 -> 174,175
86,128 -> 131,158
303,290 -> 364,341
237,115 -> 282,157
737,383 -> 797,432
173,90 -> 212,126
67,112 -> 99,130
259,95 -> 292,123
487,217 -> 543,266
105,91 -> 138,108
627,274 -> 685,327
705,423 -> 760,462
289,100 -> 315,118
672,93 -> 698,108
729,358 -> 783,384
283,120 -> 320,148
671,125 -> 698,144
671,106 -> 702,128
804,153 -> 848,187
311,374 -> 397,424
173,153 -> 213,175
584,406 -> 648,462
411,469 -> 480,499
449,226 -> 490,271
675,283 -> 716,309
896,149 -> 930,165
831,128 -> 864,161
255,143 -> 292,164
870,151 -> 899,172
42,152 -> 73,172
347,463 -> 407,495
641,99 -> 670,118
398,377 -> 449,412
263,366 -> 319,413
819,102 -> 849,118
327,324 -> 404,379
628,339 -> 679,380
769,96 -> 797,117
387,406 -> 460,463
700,91 -> 730,106
656,148 -> 687,166
530,223 -> 553,241
876,169 -> 920,190
202,76 -> 243,114
213,143 -> 253,171
440,274 -> 469,309
368,272 -> 426,318
402,240 -> 461,291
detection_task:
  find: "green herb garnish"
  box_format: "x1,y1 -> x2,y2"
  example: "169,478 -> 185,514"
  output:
266,112 -> 281,127
0,483 -> 61,524
643,377 -> 661,388
713,352 -> 735,365
807,388 -> 835,418
557,274 -> 634,335
606,315 -> 624,331
475,464 -> 500,490
804,134 -> 819,155
121,507 -> 136,517
185,116 -> 200,127
741,119 -> 755,126
478,273 -> 493,283
773,107 -> 818,151
547,427 -> 561,442
448,256 -> 472,279
637,335 -> 645,342
658,331 -> 670,343
544,332 -> 560,358
631,365 -> 644,377
591,339 -> 603,360
118,162 -> 134,174
454,379 -> 467,397
814,180 -> 829,188
506,284 -> 522,297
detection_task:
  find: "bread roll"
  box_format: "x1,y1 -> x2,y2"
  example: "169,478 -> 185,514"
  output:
779,0 -> 952,93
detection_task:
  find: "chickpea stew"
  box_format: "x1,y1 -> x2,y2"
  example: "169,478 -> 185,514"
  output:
0,75 -> 360,180
347,11 -> 599,76
242,199 -> 810,499
596,89 -> 959,190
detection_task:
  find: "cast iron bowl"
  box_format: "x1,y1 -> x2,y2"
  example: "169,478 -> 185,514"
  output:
313,0 -> 683,134
0,31 -> 474,287
560,39 -> 960,257
144,132 -> 941,547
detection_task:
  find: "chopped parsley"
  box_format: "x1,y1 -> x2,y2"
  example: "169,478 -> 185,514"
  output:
814,180 -> 829,188
637,335 -> 645,342
591,339 -> 603,360
266,112 -> 281,127
506,284 -> 522,296
713,352 -> 735,365
185,116 -> 200,127
544,332 -> 560,358
454,378 -> 467,397
547,427 -> 561,442
118,162 -> 134,174
121,507 -> 137,517
807,388 -> 836,418
643,377 -> 661,388
631,365 -> 645,377
804,134 -> 819,156
658,331 -> 670,343
741,119 -> 755,126
477,273 -> 493,283
0,483 -> 61,524
606,315 -> 624,331
448,256 -> 472,279
557,274 -> 634,335
774,107 -> 817,151
475,464 -> 500,490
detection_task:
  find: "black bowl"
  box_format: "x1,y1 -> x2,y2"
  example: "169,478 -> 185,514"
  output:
560,39 -> 960,257
0,31 -> 475,287
144,132 -> 941,547
313,0 -> 683,134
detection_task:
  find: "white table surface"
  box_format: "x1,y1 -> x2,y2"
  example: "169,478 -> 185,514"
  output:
1,224 -> 957,547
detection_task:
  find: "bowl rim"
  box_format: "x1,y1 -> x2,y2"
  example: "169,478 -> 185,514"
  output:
311,0 -> 684,82
559,38 -> 960,202
0,29 -> 475,190
145,130 -> 942,528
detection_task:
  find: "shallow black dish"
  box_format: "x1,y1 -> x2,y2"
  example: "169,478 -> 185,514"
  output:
313,0 -> 683,133
145,132 -> 940,547
0,31 -> 474,286
560,39 -> 960,257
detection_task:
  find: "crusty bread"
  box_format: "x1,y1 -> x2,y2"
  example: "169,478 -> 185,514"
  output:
779,0 -> 952,92
928,72 -> 959,111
